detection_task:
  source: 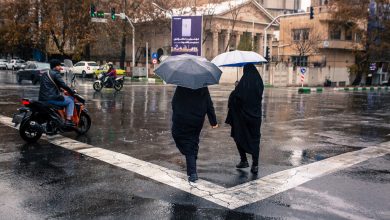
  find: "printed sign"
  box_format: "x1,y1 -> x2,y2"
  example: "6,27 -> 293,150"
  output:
152,53 -> 158,59
171,16 -> 203,56
300,67 -> 307,74
369,63 -> 377,71
152,59 -> 157,64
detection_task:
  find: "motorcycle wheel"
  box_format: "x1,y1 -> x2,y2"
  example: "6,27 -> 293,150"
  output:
19,118 -> 42,143
93,82 -> 103,91
114,82 -> 123,91
76,112 -> 91,135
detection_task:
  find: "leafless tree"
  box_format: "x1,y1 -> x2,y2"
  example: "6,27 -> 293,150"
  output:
224,1 -> 242,52
290,26 -> 323,64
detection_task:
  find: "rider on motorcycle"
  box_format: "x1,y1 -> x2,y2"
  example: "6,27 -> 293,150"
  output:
38,59 -> 76,127
106,62 -> 117,87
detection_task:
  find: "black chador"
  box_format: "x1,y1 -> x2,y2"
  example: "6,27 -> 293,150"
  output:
171,86 -> 217,182
225,64 -> 264,174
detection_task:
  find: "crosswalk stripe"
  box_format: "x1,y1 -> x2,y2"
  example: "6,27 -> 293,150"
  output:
1,115 -> 389,209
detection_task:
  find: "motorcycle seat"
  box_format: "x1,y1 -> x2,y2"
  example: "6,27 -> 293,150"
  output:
44,103 -> 65,110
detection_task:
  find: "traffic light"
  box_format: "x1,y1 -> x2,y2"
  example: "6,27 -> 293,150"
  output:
97,11 -> 104,18
111,8 -> 116,20
265,46 -> 270,61
90,4 -> 96,17
310,6 -> 314,19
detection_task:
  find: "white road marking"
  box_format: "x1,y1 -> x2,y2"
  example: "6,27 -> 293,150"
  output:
0,115 -> 389,209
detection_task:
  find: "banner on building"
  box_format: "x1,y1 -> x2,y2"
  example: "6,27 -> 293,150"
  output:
171,16 -> 203,56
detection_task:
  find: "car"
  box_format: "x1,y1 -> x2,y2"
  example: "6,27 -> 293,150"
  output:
6,59 -> 26,70
71,61 -> 99,78
60,63 -> 70,75
93,63 -> 126,79
0,59 -> 7,69
16,61 -> 50,84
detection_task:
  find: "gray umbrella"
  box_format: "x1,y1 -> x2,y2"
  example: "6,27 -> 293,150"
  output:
154,54 -> 222,90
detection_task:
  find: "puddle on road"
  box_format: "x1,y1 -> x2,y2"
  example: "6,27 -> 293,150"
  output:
1,77 -> 390,187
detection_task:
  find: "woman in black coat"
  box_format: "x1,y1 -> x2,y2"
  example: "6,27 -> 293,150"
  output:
225,63 -> 264,174
171,86 -> 218,182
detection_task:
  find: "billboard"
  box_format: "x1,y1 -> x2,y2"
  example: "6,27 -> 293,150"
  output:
171,16 -> 203,56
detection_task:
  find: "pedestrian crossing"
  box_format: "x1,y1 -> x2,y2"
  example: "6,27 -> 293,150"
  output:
0,114 -> 389,209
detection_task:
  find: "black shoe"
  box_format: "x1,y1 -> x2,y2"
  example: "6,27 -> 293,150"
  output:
188,173 -> 198,183
236,161 -> 249,169
65,120 -> 75,127
251,165 -> 258,174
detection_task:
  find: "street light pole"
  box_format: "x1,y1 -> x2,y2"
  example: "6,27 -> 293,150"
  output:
263,12 -> 309,58
262,12 -> 309,80
107,12 -> 136,68
123,14 -> 136,68
152,2 -> 173,16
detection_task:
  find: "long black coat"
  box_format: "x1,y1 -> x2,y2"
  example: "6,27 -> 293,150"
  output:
225,64 -> 264,155
171,86 -> 217,156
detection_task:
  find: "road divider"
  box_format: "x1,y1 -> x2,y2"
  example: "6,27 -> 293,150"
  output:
298,87 -> 323,94
333,86 -> 389,91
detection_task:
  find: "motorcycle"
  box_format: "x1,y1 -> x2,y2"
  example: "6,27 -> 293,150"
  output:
93,72 -> 124,92
12,92 -> 91,143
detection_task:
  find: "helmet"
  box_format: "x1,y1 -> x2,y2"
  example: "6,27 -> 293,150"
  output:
107,62 -> 113,68
50,59 -> 62,69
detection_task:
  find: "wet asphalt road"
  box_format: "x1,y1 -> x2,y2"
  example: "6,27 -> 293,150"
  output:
0,70 -> 389,219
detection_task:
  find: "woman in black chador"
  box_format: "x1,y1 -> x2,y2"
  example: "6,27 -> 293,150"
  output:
171,86 -> 218,182
226,63 -> 264,174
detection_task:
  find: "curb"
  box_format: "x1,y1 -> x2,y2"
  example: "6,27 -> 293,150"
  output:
338,86 -> 389,91
298,87 -> 323,94
124,77 -> 164,85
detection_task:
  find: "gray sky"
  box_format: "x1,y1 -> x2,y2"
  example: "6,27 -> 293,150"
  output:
301,0 -> 311,11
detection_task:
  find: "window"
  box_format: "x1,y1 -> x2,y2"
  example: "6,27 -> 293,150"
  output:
291,56 -> 308,67
330,28 -> 341,40
36,63 -> 50,69
355,33 -> 362,42
320,0 -> 329,5
302,29 -> 309,40
87,62 -> 98,66
26,64 -> 35,69
292,29 -> 310,41
293,30 -> 301,41
345,27 -> 353,41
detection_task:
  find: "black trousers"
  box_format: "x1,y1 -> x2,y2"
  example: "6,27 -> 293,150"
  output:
185,155 -> 197,176
236,143 -> 259,166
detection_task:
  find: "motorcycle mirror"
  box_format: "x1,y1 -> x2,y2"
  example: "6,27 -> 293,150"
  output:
64,59 -> 73,68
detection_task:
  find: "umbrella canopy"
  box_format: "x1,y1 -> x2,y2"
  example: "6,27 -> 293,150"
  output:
154,54 -> 222,90
211,50 -> 267,67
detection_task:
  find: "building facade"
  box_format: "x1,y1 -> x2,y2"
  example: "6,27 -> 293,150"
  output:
258,0 -> 302,15
92,0 -> 278,83
277,1 -> 364,86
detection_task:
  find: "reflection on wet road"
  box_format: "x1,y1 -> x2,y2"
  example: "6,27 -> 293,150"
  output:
1,71 -> 390,187
1,70 -> 390,218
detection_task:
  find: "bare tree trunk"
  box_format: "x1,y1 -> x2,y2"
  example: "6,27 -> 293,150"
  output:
85,43 -> 91,60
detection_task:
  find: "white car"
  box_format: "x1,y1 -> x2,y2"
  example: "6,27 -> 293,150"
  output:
71,61 -> 99,78
6,59 -> 26,70
0,59 -> 7,69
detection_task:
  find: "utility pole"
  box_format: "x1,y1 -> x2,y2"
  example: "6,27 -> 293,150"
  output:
146,42 -> 149,79
120,0 -> 127,70
93,11 -> 136,68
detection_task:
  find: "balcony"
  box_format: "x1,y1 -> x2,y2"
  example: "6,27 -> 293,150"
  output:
319,40 -> 364,50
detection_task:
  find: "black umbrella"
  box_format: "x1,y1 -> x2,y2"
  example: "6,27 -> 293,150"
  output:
154,54 -> 222,90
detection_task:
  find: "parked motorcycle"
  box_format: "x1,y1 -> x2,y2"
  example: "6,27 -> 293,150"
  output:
12,92 -> 91,143
93,72 -> 124,92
